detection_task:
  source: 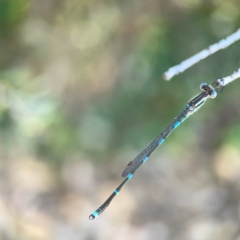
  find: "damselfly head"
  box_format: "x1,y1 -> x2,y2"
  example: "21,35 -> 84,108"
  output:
199,83 -> 217,99
89,214 -> 95,220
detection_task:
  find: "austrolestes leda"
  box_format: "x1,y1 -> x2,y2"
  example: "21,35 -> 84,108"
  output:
89,70 -> 240,220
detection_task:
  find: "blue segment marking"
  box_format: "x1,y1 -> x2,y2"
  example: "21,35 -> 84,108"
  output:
92,211 -> 99,218
127,173 -> 133,179
114,190 -> 119,195
143,156 -> 149,162
173,121 -> 181,129
158,138 -> 165,145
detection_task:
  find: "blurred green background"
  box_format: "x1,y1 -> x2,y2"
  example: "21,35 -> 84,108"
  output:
0,0 -> 240,239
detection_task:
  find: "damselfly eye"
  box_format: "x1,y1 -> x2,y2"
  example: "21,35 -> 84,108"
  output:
210,90 -> 217,98
200,82 -> 207,90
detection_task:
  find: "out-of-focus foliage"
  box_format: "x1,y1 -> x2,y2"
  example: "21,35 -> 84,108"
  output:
0,0 -> 240,239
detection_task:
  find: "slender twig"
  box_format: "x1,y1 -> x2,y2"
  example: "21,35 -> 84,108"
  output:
164,29 -> 240,80
217,68 -> 240,86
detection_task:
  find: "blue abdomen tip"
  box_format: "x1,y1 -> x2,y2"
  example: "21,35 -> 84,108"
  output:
89,211 -> 98,220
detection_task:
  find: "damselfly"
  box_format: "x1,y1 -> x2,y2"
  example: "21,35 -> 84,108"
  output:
89,69 -> 240,220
